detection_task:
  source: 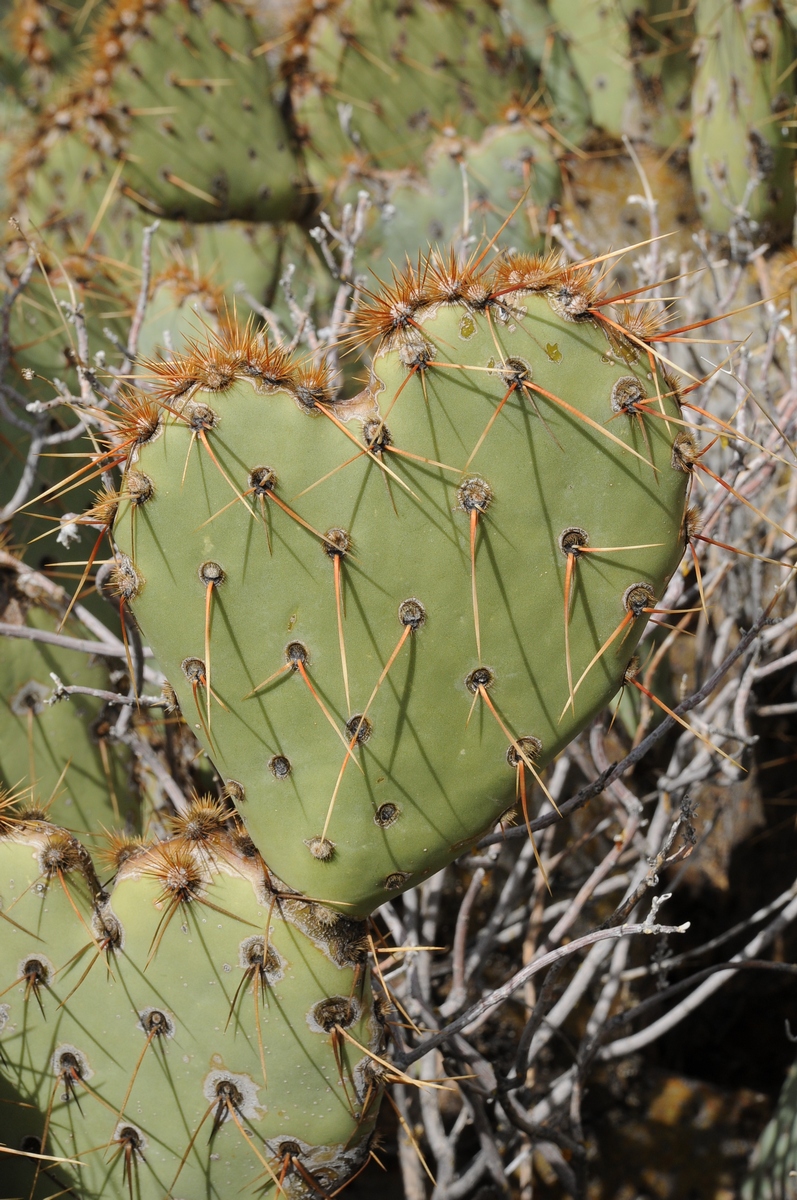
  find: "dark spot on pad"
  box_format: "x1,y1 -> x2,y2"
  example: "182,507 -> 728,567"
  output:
457,477 -> 493,513
345,714 -> 372,744
398,598 -> 426,629
500,356 -> 532,387
181,656 -> 206,683
198,560 -> 224,586
312,996 -> 356,1031
323,528 -> 350,558
140,1009 -> 173,1038
559,527 -> 589,556
269,755 -> 291,779
285,642 -> 308,666
611,375 -> 646,413
248,466 -> 277,494
506,736 -> 543,768
623,582 -> 656,617
277,1141 -> 302,1159
186,402 -> 218,431
465,667 -> 494,693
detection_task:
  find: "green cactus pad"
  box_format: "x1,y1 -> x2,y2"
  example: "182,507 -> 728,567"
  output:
0,245 -> 131,606
0,559 -> 139,839
0,258 -> 148,639
136,222 -> 287,360
111,250 -> 689,916
547,0 -> 694,147
0,232 -> 129,405
0,823 -> 382,1199
547,0 -> 634,138
286,0 -> 534,190
625,0 -> 694,147
501,0 -> 592,146
690,0 -> 796,241
743,1057 -> 797,1198
4,0 -> 105,101
71,0 -> 308,223
8,120 -> 146,262
350,122 -> 562,271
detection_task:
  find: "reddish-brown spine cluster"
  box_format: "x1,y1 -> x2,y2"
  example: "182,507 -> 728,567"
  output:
351,248 -> 662,356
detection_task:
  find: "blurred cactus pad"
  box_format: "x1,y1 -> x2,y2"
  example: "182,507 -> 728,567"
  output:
5,0 -> 797,275
0,550 -> 140,841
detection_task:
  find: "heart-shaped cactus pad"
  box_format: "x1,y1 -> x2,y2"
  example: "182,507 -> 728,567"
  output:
112,250 -> 689,916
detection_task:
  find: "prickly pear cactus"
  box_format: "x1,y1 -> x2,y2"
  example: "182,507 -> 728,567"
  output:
4,2 -> 790,1197
5,0 -> 105,100
0,234 -> 129,410
349,121 -> 562,272
501,0 -> 592,146
137,222 -> 287,360
0,571 -> 139,840
690,0 -> 796,241
70,0 -> 308,223
0,817 -> 383,1199
111,250 -> 689,915
548,0 -> 694,147
547,0 -> 635,138
285,0 -> 534,191
7,119 -> 146,262
743,1058 -> 797,1198
626,0 -> 694,147
0,238 -> 134,587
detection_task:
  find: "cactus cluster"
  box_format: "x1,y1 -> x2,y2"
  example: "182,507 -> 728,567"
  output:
1,238 -> 696,1195
3,0 -> 797,576
1,0 -> 795,1195
4,0 -> 796,281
